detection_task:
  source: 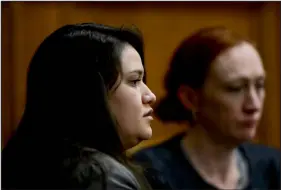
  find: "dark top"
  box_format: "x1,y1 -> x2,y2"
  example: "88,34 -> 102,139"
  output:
133,133 -> 280,190
2,141 -> 141,190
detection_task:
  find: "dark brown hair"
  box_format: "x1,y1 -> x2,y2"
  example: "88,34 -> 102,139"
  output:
155,26 -> 251,123
2,23 -> 148,189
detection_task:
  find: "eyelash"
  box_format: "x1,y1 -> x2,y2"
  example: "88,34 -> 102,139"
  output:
256,83 -> 265,89
130,79 -> 142,87
227,83 -> 265,93
227,86 -> 242,92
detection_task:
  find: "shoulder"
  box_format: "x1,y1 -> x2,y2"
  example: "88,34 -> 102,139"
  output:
240,143 -> 280,188
240,143 -> 280,163
64,148 -> 140,190
133,133 -> 185,166
132,134 -> 185,189
239,143 -> 280,175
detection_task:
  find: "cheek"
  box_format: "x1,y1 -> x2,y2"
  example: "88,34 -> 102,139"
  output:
110,87 -> 142,130
219,96 -> 242,118
259,91 -> 266,108
200,94 -> 241,124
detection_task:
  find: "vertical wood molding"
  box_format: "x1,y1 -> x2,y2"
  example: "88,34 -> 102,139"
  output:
257,2 -> 280,148
2,2 -> 280,149
1,2 -> 14,147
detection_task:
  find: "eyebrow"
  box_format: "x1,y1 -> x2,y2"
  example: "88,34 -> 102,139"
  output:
225,75 -> 266,83
128,70 -> 144,76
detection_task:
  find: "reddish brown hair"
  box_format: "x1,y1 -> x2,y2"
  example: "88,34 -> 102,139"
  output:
155,26 -> 253,123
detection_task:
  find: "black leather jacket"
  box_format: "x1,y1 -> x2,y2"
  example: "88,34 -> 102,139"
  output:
69,148 -> 141,190
2,144 -> 142,190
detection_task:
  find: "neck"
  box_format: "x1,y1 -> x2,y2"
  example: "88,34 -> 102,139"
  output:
182,124 -> 239,187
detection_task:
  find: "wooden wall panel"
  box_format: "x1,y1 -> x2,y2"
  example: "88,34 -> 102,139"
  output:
2,2 -> 13,148
1,2 -> 279,152
256,2 -> 280,148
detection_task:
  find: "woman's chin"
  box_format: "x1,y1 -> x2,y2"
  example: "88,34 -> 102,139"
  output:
231,129 -> 257,145
141,126 -> 153,140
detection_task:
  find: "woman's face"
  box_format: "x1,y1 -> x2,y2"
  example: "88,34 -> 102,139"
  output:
108,44 -> 156,150
198,42 -> 266,144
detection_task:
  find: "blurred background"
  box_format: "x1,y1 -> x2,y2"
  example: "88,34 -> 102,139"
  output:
2,2 -> 280,153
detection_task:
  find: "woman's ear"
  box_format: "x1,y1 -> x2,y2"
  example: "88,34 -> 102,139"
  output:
177,85 -> 198,112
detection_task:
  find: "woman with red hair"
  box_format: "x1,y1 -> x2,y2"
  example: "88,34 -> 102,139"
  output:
133,27 -> 280,190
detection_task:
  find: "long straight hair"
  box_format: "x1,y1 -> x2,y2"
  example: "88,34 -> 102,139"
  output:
2,22 -> 150,189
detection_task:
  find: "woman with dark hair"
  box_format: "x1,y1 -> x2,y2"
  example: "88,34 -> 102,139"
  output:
2,23 -> 156,190
133,27 -> 280,190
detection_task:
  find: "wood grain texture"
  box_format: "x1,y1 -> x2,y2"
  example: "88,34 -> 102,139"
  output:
1,2 -> 279,152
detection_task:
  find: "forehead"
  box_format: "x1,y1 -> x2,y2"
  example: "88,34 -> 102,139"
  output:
120,44 -> 143,74
210,42 -> 265,81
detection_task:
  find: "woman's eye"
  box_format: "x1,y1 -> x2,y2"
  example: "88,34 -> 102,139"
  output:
256,82 -> 265,90
130,79 -> 142,87
226,86 -> 243,93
